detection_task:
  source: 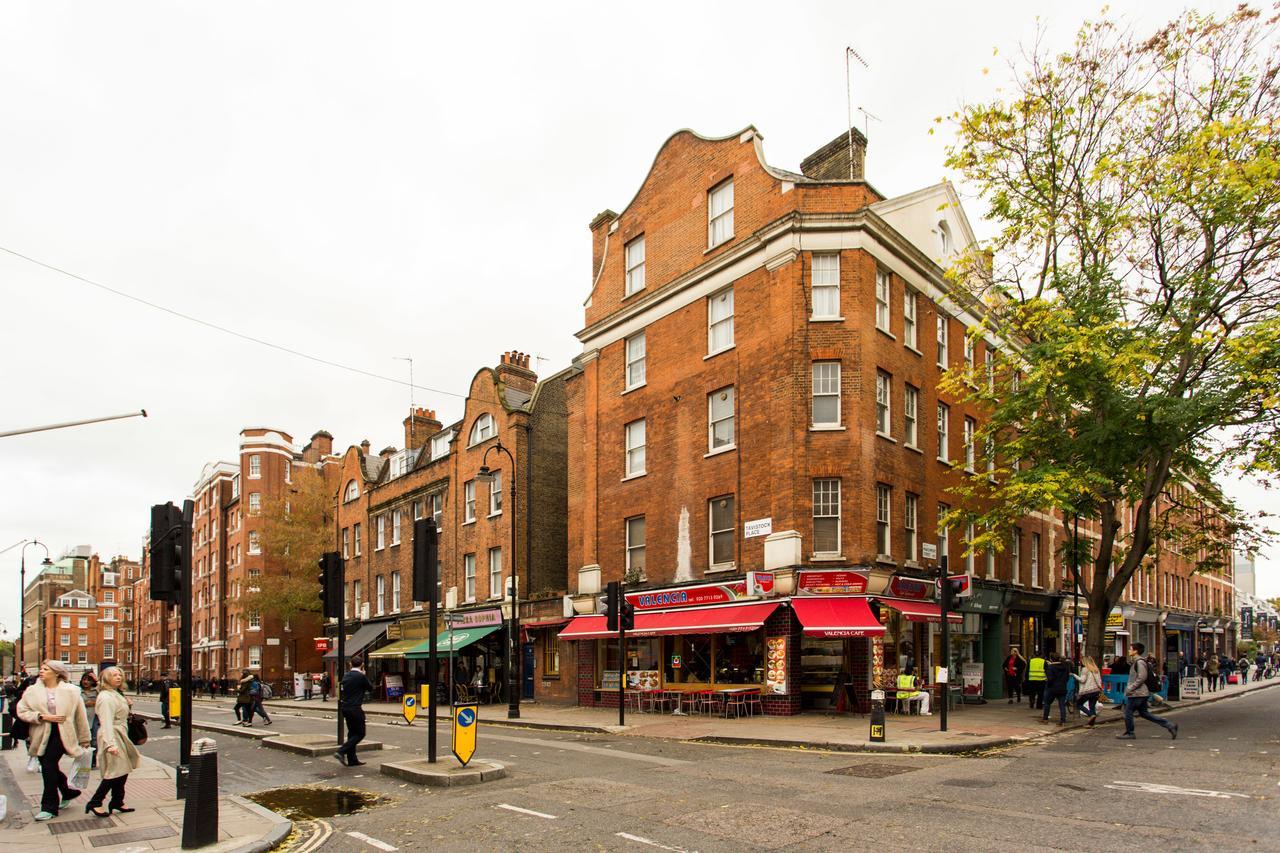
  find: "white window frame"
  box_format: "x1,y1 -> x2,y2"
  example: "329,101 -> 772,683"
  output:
489,471 -> 503,515
707,386 -> 735,452
353,522 -> 361,556
904,290 -> 918,349
464,554 -> 476,602
937,503 -> 950,566
905,493 -> 918,563
625,419 -> 646,477
488,547 -> 503,600
812,479 -> 841,557
709,495 -> 735,569
811,361 -> 841,427
707,286 -> 734,355
469,413 -> 496,446
344,480 -> 359,502
249,493 -> 262,514
811,253 -> 840,319
875,371 -> 891,436
964,329 -> 975,369
964,523 -> 975,574
248,645 -> 262,668
625,332 -> 646,390
284,460 -> 291,483
626,516 -> 646,579
937,403 -> 950,462
342,527 -> 350,559
464,480 -> 476,522
376,574 -> 385,614
248,454 -> 261,479
904,385 -> 919,448
707,179 -> 734,247
875,268 -> 891,332
1031,533 -> 1042,587
876,485 -> 892,558
625,235 -> 645,296
376,514 -> 386,550
248,611 -> 261,630
964,417 -> 976,472
248,531 -> 260,555
392,571 -> 401,611
430,430 -> 453,461
937,313 -> 949,368
1011,528 -> 1022,585
392,509 -> 402,545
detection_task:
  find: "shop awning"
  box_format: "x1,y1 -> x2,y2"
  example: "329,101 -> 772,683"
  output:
405,624 -> 503,659
792,597 -> 885,638
322,622 -> 389,660
523,618 -> 571,630
365,638 -> 425,659
558,601 -> 780,641
874,598 -> 962,624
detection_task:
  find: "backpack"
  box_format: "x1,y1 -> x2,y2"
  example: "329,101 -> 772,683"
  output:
1143,657 -> 1161,692
260,682 -> 273,700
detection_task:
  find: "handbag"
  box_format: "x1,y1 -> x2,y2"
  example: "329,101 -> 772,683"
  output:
127,714 -> 148,746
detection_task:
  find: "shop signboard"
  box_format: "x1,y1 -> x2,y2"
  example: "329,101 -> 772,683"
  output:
627,580 -> 748,611
746,571 -> 776,596
1008,592 -> 1055,614
957,586 -> 1003,614
314,637 -> 331,653
765,636 -> 788,694
795,569 -> 869,596
1180,677 -> 1201,699
1241,606 -> 1253,638
1106,611 -> 1125,630
385,673 -> 404,700
961,662 -> 983,698
627,670 -> 660,690
887,575 -> 932,600
744,517 -> 773,539
451,608 -> 504,628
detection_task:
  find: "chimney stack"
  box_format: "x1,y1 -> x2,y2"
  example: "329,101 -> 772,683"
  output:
360,439 -> 371,454
403,407 -> 442,451
799,127 -> 868,182
496,350 -> 538,395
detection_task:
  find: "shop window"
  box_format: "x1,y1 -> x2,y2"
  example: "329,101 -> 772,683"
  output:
665,636 -> 712,684
543,640 -> 560,677
709,495 -> 735,569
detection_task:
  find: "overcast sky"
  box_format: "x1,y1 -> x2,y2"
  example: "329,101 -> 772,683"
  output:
2,0 -> 1272,643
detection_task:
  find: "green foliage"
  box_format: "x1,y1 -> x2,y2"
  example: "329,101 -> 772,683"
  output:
245,467 -> 334,625
941,7 -> 1280,656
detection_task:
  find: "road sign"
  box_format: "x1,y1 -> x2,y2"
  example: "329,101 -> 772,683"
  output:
452,703 -> 478,767
402,693 -> 417,725
168,687 -> 181,719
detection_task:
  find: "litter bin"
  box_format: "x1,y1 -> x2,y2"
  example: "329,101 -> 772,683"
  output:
182,737 -> 219,849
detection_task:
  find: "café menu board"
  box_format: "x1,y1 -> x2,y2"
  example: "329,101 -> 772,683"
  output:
627,580 -> 749,611
765,636 -> 788,694
795,569 -> 869,596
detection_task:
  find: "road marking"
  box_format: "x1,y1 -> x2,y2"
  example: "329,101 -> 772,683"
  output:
496,804 -> 558,819
483,732 -> 691,766
347,830 -> 398,850
616,831 -> 692,851
1105,780 -> 1250,799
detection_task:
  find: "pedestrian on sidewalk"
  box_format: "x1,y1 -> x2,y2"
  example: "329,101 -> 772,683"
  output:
83,666 -> 139,818
158,672 -> 176,729
1237,655 -> 1251,685
1204,655 -> 1219,693
1025,650 -> 1047,710
1003,647 -> 1026,704
335,657 -> 373,766
79,671 -> 99,769
894,665 -> 931,716
235,670 -> 255,725
16,660 -> 91,821
1116,643 -> 1177,741
320,671 -> 332,702
250,675 -> 272,726
1072,656 -> 1103,725
1040,652 -> 1070,725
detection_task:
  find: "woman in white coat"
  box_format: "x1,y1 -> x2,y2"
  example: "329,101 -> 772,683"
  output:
16,660 -> 91,821
84,666 -> 141,816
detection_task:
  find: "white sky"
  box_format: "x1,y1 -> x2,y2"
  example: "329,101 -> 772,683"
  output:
3,0 -> 1273,643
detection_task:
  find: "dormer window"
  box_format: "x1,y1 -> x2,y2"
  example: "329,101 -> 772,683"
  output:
344,480 -> 360,502
469,413 -> 496,446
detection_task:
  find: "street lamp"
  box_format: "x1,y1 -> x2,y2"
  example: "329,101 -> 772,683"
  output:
20,540 -> 53,673
476,439 -> 520,719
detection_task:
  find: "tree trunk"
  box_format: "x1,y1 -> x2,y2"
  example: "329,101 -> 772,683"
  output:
1085,584 -> 1112,664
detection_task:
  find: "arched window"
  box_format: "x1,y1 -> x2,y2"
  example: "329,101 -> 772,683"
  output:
469,413 -> 496,446
938,220 -> 952,255
344,480 -> 360,502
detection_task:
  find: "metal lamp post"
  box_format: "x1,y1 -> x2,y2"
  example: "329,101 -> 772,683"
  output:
476,439 -> 520,719
19,541 -> 52,672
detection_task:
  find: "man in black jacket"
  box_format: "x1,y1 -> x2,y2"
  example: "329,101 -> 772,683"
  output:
1040,652 -> 1070,724
335,657 -> 373,767
159,673 -> 176,729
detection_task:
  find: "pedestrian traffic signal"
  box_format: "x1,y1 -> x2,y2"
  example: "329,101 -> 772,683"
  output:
938,574 -> 972,608
317,552 -> 343,619
149,502 -> 185,604
621,598 -> 635,631
603,581 -> 620,632
412,518 -> 438,603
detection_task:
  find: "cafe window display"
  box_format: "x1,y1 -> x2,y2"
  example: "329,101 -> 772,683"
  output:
597,634 -> 765,689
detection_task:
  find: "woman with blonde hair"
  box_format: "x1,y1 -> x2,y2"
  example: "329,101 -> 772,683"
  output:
16,660 -> 91,821
1072,655 -> 1104,726
84,666 -> 140,816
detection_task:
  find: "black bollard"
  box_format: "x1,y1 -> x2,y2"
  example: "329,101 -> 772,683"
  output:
181,737 -> 219,849
869,689 -> 886,743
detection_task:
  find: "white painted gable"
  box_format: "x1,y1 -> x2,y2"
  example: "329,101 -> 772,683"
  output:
869,182 -> 977,270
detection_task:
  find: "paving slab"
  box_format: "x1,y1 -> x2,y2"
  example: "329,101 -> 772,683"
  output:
263,734 -> 383,756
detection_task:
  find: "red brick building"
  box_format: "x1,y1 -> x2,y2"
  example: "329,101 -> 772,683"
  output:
560,126 -> 1063,713
326,352 -> 572,706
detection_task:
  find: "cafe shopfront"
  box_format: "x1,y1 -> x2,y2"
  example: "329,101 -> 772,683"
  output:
559,570 -> 959,716
1006,590 -> 1061,657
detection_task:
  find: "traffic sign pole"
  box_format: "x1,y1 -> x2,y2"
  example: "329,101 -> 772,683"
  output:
939,554 -> 949,734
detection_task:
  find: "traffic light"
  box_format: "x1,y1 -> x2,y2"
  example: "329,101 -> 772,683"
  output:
939,574 -> 972,609
621,597 -> 635,631
412,518 -> 438,602
149,502 -> 183,604
603,581 -> 620,632
317,552 -> 343,619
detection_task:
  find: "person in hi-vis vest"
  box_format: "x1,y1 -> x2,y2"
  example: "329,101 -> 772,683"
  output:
1025,652 -> 1047,710
895,666 -> 931,715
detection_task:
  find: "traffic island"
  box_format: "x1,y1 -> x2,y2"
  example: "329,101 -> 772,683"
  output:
379,758 -> 507,787
264,734 -> 384,756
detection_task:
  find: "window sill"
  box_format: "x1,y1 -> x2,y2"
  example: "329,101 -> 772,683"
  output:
810,315 -> 845,323
905,443 -> 923,455
464,598 -> 477,605
811,424 -> 846,432
704,345 -> 735,361
904,560 -> 922,570
705,237 -> 733,254
905,344 -> 923,357
622,382 -> 646,396
621,471 -> 647,482
704,444 -> 736,459
375,546 -> 384,552
622,286 -> 645,301
876,327 -> 896,341
810,554 -> 846,562
487,511 -> 503,519
876,555 -> 896,566
876,432 -> 896,443
488,595 -> 504,601
936,458 -> 953,467
706,563 -> 737,574
964,467 -> 976,475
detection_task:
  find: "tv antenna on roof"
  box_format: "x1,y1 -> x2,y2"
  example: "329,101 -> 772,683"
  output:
394,356 -> 414,446
846,47 -> 870,180
857,107 -> 882,141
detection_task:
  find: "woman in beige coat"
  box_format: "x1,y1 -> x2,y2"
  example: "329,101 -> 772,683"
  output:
16,660 -> 91,820
85,666 -> 141,816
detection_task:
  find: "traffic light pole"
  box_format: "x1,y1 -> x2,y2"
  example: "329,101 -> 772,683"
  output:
178,500 -> 194,797
426,547 -> 439,764
618,616 -> 626,727
939,555 -> 950,733
336,606 -> 345,748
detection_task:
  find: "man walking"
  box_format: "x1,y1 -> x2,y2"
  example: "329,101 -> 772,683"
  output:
320,671 -> 332,703
1116,643 -> 1177,740
1025,650 -> 1047,710
159,672 -> 175,729
335,657 -> 373,766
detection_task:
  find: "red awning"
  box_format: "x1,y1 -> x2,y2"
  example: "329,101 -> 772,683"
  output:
558,602 -> 780,640
523,618 -> 571,629
791,597 -> 886,638
875,597 -> 962,624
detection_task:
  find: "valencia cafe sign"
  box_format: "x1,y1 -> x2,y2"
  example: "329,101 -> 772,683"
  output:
624,569 -> 871,612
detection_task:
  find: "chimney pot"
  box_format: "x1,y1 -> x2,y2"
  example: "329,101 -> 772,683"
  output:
800,128 -> 868,182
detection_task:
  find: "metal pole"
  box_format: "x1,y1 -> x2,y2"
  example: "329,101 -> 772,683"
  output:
508,444 -> 520,719
618,603 -> 626,728
178,500 -> 194,798
336,605 -> 346,747
0,409 -> 147,438
1072,513 -> 1080,663
19,551 -> 25,674
427,543 -> 439,763
939,554 -> 949,733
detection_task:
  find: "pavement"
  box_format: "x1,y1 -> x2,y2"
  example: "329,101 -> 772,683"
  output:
0,739 -> 291,852
167,673 -> 1280,754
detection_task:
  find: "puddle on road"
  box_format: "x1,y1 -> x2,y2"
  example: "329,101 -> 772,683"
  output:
246,786 -> 389,819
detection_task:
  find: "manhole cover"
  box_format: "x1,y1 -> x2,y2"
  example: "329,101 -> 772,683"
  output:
826,763 -> 922,778
89,826 -> 176,847
246,786 -> 388,819
49,817 -> 116,835
941,778 -> 994,788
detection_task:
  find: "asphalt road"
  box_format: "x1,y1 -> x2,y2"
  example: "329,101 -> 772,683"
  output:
141,687 -> 1280,852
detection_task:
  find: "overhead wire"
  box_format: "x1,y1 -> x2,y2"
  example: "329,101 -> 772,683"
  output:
0,244 -> 466,399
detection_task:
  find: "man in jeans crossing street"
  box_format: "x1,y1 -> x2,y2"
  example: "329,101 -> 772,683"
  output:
1116,643 -> 1178,740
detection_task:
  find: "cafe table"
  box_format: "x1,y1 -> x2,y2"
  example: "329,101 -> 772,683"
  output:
714,687 -> 758,718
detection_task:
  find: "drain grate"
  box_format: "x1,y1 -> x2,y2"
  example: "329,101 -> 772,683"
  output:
88,825 -> 176,847
49,817 -> 116,835
941,778 -> 994,788
826,763 -> 922,778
